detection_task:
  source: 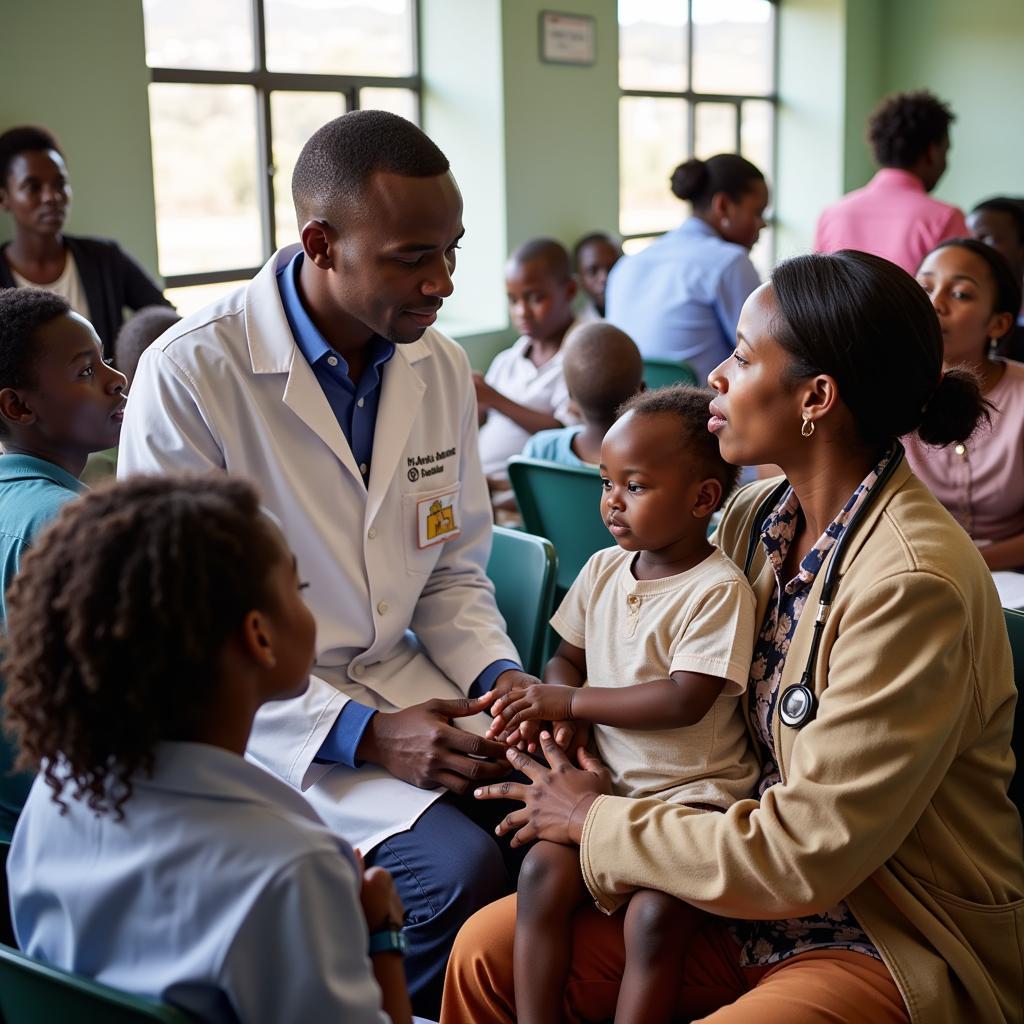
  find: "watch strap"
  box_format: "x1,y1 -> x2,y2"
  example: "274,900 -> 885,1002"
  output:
368,927 -> 408,956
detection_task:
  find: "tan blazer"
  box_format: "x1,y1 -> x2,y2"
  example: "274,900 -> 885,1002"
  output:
580,458 -> 1024,1024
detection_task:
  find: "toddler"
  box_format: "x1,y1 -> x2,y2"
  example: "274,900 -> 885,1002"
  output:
489,385 -> 758,1024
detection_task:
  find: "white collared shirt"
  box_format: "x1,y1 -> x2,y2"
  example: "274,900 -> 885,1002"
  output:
7,742 -> 389,1024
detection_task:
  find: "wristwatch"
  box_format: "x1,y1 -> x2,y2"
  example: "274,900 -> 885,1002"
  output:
368,926 -> 408,957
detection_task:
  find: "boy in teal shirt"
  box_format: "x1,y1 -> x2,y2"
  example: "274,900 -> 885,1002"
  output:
0,287 -> 126,837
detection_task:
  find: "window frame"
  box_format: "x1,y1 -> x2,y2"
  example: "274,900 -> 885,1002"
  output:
618,0 -> 779,251
146,0 -> 422,289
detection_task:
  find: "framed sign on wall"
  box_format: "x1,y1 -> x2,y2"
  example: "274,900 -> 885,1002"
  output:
539,11 -> 596,66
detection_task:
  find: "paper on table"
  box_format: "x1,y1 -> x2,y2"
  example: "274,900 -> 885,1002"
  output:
992,571 -> 1024,610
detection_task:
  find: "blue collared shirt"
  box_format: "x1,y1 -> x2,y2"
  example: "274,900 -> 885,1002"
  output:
276,255 -> 519,767
604,217 -> 761,384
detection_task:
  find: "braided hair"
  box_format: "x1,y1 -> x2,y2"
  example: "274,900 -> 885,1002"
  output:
2,474 -> 282,819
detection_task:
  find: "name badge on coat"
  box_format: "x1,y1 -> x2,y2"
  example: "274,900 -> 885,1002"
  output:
417,486 -> 461,548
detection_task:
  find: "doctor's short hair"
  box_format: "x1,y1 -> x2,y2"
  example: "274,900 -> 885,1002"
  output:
291,110 -> 449,223
618,384 -> 740,505
769,251 -> 989,450
0,287 -> 71,437
1,474 -> 283,820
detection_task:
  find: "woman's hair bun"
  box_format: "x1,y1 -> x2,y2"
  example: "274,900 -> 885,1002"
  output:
670,158 -> 709,201
916,366 -> 991,447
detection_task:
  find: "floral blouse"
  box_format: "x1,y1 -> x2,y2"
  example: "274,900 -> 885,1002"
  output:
731,450 -> 896,968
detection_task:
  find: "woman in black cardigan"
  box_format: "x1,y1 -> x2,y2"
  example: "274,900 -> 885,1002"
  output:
0,125 -> 171,360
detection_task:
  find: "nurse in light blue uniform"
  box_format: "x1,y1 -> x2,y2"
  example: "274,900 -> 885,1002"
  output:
5,476 -> 419,1024
606,154 -> 769,384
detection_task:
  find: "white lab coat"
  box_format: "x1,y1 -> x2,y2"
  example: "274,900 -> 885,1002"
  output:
118,246 -> 519,850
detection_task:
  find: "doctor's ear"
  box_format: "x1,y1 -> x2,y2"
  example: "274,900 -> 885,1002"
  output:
300,219 -> 337,270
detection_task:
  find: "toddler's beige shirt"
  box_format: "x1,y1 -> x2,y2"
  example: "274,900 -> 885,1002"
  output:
551,546 -> 758,808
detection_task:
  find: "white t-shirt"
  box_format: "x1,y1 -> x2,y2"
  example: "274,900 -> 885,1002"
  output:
551,545 -> 759,808
12,251 -> 91,321
477,326 -> 580,477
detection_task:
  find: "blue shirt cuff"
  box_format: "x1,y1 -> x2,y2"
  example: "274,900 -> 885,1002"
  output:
470,659 -> 522,698
316,701 -> 378,768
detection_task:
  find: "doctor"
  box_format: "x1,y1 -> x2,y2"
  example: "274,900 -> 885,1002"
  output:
118,111 -> 537,1018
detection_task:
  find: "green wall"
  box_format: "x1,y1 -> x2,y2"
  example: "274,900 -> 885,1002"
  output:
0,0 -> 160,278
426,0 -> 620,368
774,0 -> 1024,258
881,0 -> 1024,210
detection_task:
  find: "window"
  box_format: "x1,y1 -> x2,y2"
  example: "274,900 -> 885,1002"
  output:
618,0 -> 777,274
142,0 -> 420,313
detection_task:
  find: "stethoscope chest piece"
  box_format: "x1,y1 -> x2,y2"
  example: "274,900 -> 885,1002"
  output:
779,684 -> 817,729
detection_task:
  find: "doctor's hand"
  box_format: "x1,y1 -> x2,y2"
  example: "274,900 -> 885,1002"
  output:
356,693 -> 513,796
475,732 -> 612,848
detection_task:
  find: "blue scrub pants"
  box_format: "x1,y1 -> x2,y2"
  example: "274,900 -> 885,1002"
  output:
364,791 -> 517,1020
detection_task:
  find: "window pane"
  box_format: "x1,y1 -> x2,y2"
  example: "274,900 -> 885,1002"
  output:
622,235 -> 659,256
142,0 -> 253,71
149,84 -> 263,276
265,0 -> 415,76
620,97 -> 689,237
741,99 -> 774,178
271,92 -> 348,249
618,0 -> 688,92
359,87 -> 418,123
694,103 -> 738,160
165,280 -> 252,318
749,225 -> 773,280
691,0 -> 774,96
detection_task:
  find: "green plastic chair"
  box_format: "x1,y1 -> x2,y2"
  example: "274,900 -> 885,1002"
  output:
0,943 -> 196,1022
487,525 -> 558,677
643,357 -> 699,389
1002,608 -> 1024,814
0,840 -> 13,949
507,457 -> 612,594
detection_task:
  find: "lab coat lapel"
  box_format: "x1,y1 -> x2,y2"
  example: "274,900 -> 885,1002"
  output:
366,343 -> 427,524
245,246 -> 364,487
281,357 -> 364,486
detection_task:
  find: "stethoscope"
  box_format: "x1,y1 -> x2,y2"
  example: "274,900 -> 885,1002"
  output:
742,445 -> 905,730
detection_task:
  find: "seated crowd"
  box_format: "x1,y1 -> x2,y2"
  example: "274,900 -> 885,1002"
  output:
0,88 -> 1021,1024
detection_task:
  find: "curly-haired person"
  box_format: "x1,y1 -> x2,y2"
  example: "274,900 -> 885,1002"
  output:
815,90 -> 969,273
3,475 -> 414,1024
0,285 -> 126,840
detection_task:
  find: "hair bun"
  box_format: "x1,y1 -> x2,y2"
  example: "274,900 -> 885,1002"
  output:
670,158 -> 709,201
916,367 -> 991,447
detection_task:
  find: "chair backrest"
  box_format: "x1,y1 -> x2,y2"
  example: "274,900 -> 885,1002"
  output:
1002,608 -> 1024,814
487,526 -> 557,677
642,358 -> 699,389
507,457 -> 613,594
0,944 -> 196,1022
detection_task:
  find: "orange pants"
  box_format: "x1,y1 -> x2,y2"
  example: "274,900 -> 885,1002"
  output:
440,894 -> 909,1024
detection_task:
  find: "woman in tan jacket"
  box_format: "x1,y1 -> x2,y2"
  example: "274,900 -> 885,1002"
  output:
441,251 -> 1024,1024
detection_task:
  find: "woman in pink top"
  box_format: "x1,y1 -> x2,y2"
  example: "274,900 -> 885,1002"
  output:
905,239 -> 1024,569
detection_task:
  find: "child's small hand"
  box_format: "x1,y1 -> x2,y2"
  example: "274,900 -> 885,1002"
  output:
552,719 -> 590,752
488,684 -> 576,744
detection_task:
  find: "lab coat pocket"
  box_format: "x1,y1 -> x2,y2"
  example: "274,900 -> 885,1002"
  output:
402,482 -> 463,576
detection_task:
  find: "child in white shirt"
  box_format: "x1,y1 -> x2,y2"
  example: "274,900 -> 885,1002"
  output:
474,238 -> 579,479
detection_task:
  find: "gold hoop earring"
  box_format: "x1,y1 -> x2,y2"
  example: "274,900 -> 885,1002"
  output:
801,414 -> 815,438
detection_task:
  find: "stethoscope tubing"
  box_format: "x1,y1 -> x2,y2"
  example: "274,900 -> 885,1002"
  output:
741,444 -> 906,729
